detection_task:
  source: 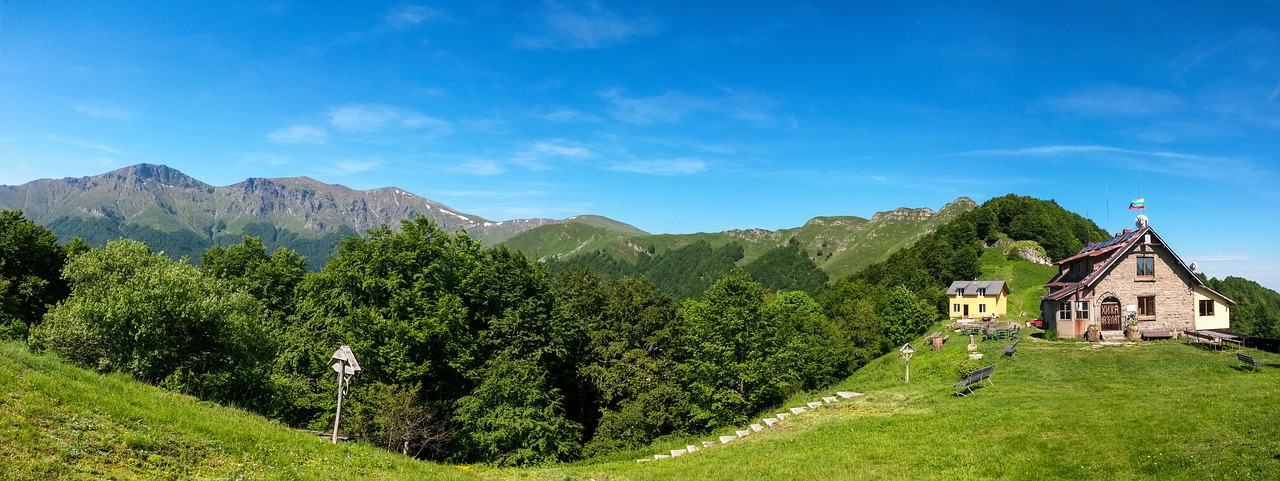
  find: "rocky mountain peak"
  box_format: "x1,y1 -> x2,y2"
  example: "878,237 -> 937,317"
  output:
107,163 -> 208,189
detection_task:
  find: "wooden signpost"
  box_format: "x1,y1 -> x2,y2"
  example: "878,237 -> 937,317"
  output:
328,345 -> 361,444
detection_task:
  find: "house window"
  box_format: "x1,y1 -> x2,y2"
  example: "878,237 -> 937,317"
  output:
1058,302 -> 1071,321
1076,301 -> 1089,319
1138,296 -> 1156,316
953,303 -> 960,313
956,288 -> 964,296
1199,299 -> 1215,316
1136,257 -> 1155,277
979,304 -> 987,313
977,288 -> 986,297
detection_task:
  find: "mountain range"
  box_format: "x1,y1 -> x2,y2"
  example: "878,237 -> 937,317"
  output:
0,164 -> 971,279
0,164 -> 641,266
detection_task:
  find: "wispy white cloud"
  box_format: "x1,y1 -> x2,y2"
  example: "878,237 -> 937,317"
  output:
438,188 -> 549,198
511,139 -> 593,169
73,104 -> 136,121
268,104 -> 452,148
1045,85 -> 1184,117
323,158 -> 382,175
268,124 -> 328,144
516,2 -> 661,50
327,103 -> 450,135
385,4 -> 445,29
46,135 -> 124,155
1184,253 -> 1259,262
540,108 -> 603,123
446,160 -> 506,175
243,153 -> 291,166
603,90 -> 696,124
962,144 -> 1268,183
601,89 -> 779,126
963,145 -> 1218,162
611,157 -> 707,175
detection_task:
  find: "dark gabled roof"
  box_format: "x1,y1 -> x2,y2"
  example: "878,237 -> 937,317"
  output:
947,280 -> 1007,296
1041,225 -> 1235,304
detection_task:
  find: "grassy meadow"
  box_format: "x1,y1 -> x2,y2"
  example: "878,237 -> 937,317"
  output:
542,329 -> 1280,480
0,341 -> 490,480
5,329 -> 1280,480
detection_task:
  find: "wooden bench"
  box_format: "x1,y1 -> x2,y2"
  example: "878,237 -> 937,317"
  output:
1002,339 -> 1019,358
1238,352 -> 1263,370
1141,329 -> 1174,340
953,364 -> 995,396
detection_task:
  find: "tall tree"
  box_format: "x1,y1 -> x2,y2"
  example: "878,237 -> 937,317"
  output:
0,210 -> 68,339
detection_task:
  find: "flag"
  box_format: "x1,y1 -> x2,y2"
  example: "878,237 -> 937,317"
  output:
1129,198 -> 1145,210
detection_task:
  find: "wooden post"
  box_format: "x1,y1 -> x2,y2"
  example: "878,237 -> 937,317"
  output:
332,360 -> 345,444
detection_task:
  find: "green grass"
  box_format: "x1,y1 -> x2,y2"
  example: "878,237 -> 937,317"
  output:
7,332 -> 1280,480
539,331 -> 1280,480
0,342 -> 491,480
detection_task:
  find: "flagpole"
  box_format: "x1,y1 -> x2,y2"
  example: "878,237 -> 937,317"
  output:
1105,180 -> 1110,231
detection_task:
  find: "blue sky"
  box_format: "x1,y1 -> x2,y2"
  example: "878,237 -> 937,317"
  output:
1,2 -> 1278,289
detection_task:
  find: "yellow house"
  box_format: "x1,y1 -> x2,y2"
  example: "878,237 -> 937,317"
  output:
947,280 -> 1009,319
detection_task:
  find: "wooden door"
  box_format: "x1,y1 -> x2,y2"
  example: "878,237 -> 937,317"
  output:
1100,300 -> 1121,330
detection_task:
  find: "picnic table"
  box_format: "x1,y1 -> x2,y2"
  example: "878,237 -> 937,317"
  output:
1188,330 -> 1243,349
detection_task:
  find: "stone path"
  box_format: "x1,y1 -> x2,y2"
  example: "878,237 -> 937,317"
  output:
636,390 -> 866,463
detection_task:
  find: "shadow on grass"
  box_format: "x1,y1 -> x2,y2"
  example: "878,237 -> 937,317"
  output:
1229,365 -> 1264,373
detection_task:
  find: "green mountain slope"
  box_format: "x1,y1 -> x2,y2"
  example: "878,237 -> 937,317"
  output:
504,197 -> 978,283
978,245 -> 1059,319
497,220 -> 647,260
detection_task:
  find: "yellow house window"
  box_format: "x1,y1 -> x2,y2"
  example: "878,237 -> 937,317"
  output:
979,304 -> 986,313
953,303 -> 960,313
1199,299 -> 1214,316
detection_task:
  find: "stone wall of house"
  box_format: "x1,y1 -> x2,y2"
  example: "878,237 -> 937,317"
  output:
1093,240 -> 1196,332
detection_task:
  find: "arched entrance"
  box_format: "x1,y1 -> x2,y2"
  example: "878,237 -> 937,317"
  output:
1100,297 -> 1122,330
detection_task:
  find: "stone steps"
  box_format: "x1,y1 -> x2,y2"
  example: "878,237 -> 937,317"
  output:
637,389 -> 867,463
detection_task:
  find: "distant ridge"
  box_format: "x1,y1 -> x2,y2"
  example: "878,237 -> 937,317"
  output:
502,197 -> 978,282
0,164 -> 643,266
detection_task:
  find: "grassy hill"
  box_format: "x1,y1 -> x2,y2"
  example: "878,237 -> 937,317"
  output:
504,198 -> 977,282
0,341 -> 490,480
978,245 -> 1059,319
541,332 -> 1280,480
8,329 -> 1280,480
